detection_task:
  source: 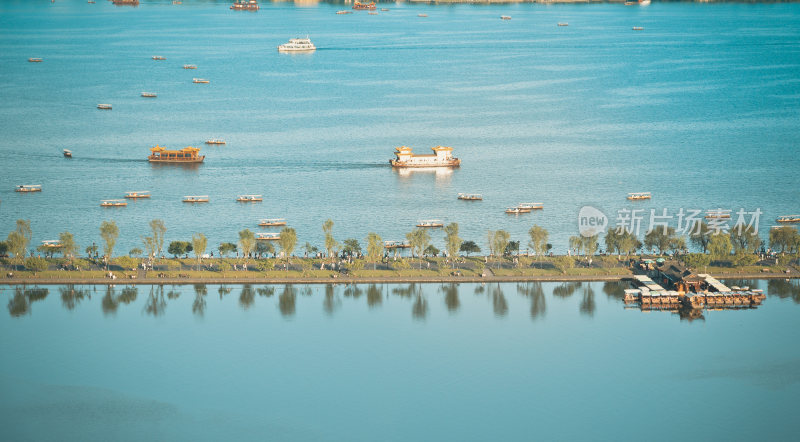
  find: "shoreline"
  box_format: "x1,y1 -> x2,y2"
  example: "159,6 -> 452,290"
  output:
1,272 -> 796,286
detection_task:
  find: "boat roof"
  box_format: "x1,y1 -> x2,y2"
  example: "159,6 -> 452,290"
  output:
239,194 -> 262,197
777,215 -> 800,218
63,149 -> 72,153
256,232 -> 280,238
184,195 -> 209,198
102,199 -> 126,202
41,240 -> 61,245
628,192 -> 651,195
125,190 -> 150,194
519,202 -> 543,206
418,219 -> 442,223
260,218 -> 285,222
18,184 -> 42,187
151,145 -> 200,153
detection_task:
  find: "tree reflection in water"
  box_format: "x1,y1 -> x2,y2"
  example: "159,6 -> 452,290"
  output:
167,289 -> 181,300
257,286 -> 275,297
323,284 -> 340,315
412,293 -> 428,320
218,285 -> 232,299
239,284 -> 256,310
553,282 -> 581,298
193,284 -> 207,317
59,285 -> 89,311
602,281 -> 628,301
6,287 -> 48,317
144,285 -> 167,317
440,283 -> 459,313
279,285 -> 297,317
768,279 -> 800,303
343,284 -> 363,299
579,284 -> 596,317
101,285 -> 118,316
491,284 -> 507,317
119,286 -> 138,305
516,282 -> 545,320
366,284 -> 382,308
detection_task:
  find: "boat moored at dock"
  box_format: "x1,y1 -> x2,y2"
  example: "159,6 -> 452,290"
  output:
148,145 -> 205,163
627,192 -> 651,200
15,184 -> 42,193
457,193 -> 482,201
384,240 -> 411,249
41,240 -> 62,249
416,219 -> 444,228
237,194 -> 263,202
776,215 -> 800,223
101,199 -> 127,207
183,195 -> 209,203
124,191 -> 151,199
258,218 -> 287,227
277,37 -> 316,53
390,146 -> 460,168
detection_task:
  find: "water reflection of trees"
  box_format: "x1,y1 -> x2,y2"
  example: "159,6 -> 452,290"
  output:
193,284 -> 207,316
440,283 -> 459,313
239,284 -> 256,310
517,282 -> 545,320
768,279 -> 800,303
602,281 -> 628,301
144,285 -> 167,317
60,285 -> 89,311
367,284 -> 382,308
579,284 -> 595,317
7,287 -> 49,317
491,284 -> 507,317
412,293 -> 428,320
323,284 -> 340,315
553,282 -> 581,298
343,284 -> 363,299
279,285 -> 297,316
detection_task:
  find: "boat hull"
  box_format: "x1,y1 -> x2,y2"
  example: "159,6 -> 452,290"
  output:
390,159 -> 461,168
148,156 -> 205,163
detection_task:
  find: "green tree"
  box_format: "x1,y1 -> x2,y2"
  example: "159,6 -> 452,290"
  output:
278,227 -> 297,263
443,223 -> 463,264
59,231 -> 78,265
366,232 -> 383,270
569,235 -> 583,255
617,230 -> 641,256
323,219 -> 340,261
0,241 -> 8,257
682,253 -> 711,271
406,228 -> 431,269
150,219 -> 167,258
6,219 -> 32,266
192,233 -> 207,270
708,233 -> 733,261
342,238 -> 361,256
732,251 -> 759,267
25,256 -> 49,274
460,241 -> 480,257
129,247 -> 143,257
167,241 -> 192,258
256,240 -> 274,258
219,242 -> 237,257
504,241 -> 519,256
491,230 -> 510,269
424,244 -> 440,256
552,256 -> 575,274
238,229 -> 256,263
731,224 -> 762,253
141,236 -> 156,261
769,226 -> 800,254
302,242 -> 317,257
85,244 -> 98,258
99,220 -> 119,270
644,227 -> 675,255
689,221 -> 712,254
669,235 -> 687,256
528,225 -> 549,259
581,235 -> 599,257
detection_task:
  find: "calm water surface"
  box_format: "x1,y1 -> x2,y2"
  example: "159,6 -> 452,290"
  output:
1,279 -> 800,441
1,1 -> 799,253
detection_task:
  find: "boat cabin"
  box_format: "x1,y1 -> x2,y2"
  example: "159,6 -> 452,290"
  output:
149,145 -> 205,163
15,184 -> 42,192
183,195 -> 209,203
237,195 -> 263,202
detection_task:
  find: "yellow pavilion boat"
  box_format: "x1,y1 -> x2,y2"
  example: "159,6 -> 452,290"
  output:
148,145 -> 205,163
256,232 -> 280,241
101,199 -> 128,207
627,192 -> 651,200
15,184 -> 42,193
390,145 -> 460,168
352,1 -> 376,10
457,193 -> 483,201
124,191 -> 151,199
183,195 -> 209,203
258,218 -> 287,227
776,215 -> 800,223
416,219 -> 444,228
237,194 -> 263,202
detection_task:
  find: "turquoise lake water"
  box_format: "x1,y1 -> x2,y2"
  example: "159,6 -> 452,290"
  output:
1,279 -> 799,441
1,1 -> 799,255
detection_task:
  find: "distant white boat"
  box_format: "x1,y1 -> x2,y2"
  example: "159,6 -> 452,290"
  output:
278,37 -> 316,53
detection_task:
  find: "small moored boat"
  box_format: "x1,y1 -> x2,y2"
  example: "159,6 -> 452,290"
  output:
231,0 -> 259,10
705,210 -> 731,220
557,22 -> 568,27
193,78 -> 209,83
141,92 -> 157,98
505,207 -> 528,214
627,192 -> 651,200
124,191 -> 151,199
416,219 -> 444,228
336,10 -> 353,15
256,232 -> 281,241
101,199 -> 128,207
418,14 -> 428,17
632,26 -> 644,31
258,218 -> 287,227
518,202 -> 543,210
63,149 -> 72,158
152,55 -> 166,60
28,58 -> 43,62
457,193 -> 482,201
15,184 -> 42,193
97,104 -> 112,110
237,194 -> 263,202
183,195 -> 209,203
205,139 -> 226,145
776,215 -> 800,223
500,16 -> 511,20
183,64 -> 197,69
384,240 -> 411,249
41,240 -> 62,249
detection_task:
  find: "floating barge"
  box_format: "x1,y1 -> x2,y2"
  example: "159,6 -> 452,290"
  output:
15,184 -> 42,193
390,145 -> 460,168
256,232 -> 280,241
457,193 -> 482,201
258,218 -> 287,227
627,192 -> 651,200
148,145 -> 205,163
236,194 -> 263,202
183,195 -> 209,203
124,191 -> 151,199
101,199 -> 127,207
